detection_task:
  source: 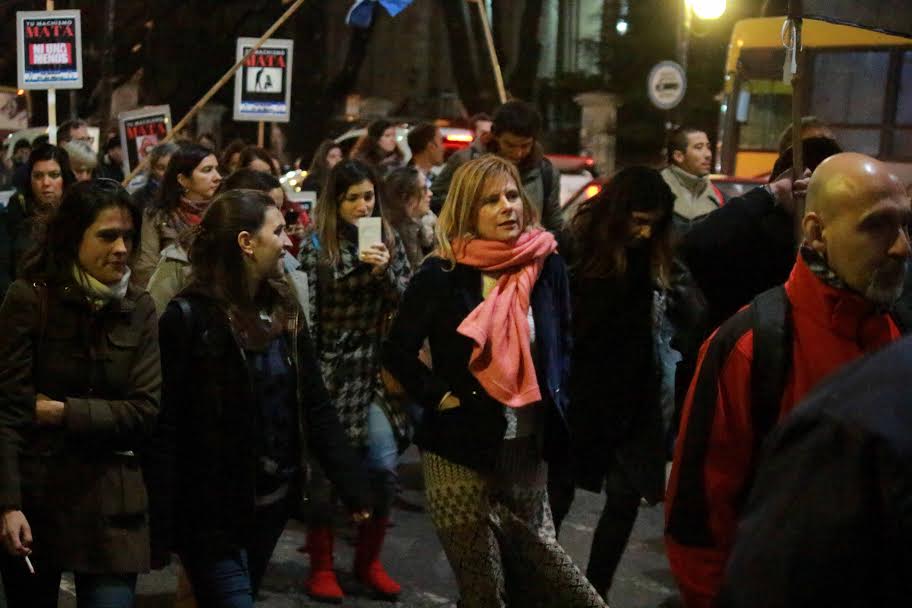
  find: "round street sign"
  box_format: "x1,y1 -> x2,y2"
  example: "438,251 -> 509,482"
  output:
647,61 -> 687,110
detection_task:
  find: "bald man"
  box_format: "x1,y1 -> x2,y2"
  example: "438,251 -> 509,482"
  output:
665,153 -> 910,608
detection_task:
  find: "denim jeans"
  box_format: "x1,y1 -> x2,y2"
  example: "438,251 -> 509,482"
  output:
309,401 -> 400,525
180,497 -> 290,608
0,552 -> 136,608
180,551 -> 254,608
365,401 -> 399,473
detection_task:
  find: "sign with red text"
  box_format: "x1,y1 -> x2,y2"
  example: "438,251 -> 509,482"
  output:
233,37 -> 294,123
117,106 -> 172,176
16,10 -> 83,90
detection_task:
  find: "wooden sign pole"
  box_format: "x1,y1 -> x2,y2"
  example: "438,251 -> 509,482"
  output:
122,0 -> 306,185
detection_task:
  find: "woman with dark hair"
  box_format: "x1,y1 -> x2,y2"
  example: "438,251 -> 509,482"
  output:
0,179 -> 160,608
239,146 -> 280,177
384,166 -> 434,270
556,166 -> 676,600
300,139 -> 343,196
145,168 -> 304,316
219,138 -> 247,175
131,142 -> 180,213
155,189 -> 368,608
134,143 -> 220,287
382,155 -> 605,607
297,159 -> 410,603
350,120 -> 404,176
4,144 -> 76,296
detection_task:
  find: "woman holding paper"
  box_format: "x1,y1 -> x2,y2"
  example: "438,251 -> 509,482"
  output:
381,155 -> 606,608
297,159 -> 410,603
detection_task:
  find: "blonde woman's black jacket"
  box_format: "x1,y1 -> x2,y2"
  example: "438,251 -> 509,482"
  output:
152,287 -> 368,556
382,254 -> 572,472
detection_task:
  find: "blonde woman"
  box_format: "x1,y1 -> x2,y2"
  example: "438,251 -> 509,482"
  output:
382,155 -> 606,607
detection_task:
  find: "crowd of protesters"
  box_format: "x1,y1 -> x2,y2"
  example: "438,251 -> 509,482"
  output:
0,96 -> 908,608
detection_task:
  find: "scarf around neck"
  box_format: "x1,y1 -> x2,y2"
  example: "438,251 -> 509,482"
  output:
176,196 -> 210,227
454,228 -> 557,408
72,263 -> 131,309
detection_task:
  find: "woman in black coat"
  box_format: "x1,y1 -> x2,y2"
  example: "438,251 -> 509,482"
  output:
155,189 -> 369,607
557,166 -> 675,600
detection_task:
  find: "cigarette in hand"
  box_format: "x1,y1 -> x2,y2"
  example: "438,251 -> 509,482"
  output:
24,555 -> 34,574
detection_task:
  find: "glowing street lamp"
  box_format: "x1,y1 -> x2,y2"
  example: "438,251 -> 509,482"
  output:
678,0 -> 727,75
688,0 -> 727,20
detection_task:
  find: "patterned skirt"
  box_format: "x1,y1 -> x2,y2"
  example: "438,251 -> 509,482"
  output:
423,438 -> 608,608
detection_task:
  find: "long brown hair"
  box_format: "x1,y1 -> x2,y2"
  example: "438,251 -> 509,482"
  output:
350,119 -> 404,168
433,155 -> 539,267
314,159 -> 396,266
383,166 -> 424,228
188,189 -> 290,312
569,166 -> 674,287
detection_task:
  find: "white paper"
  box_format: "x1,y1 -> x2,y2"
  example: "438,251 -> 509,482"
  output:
358,217 -> 382,253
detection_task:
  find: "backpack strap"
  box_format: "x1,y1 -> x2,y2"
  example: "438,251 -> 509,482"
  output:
748,285 -> 792,477
173,297 -> 194,336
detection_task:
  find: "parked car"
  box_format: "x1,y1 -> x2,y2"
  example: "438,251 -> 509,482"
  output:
334,124 -> 474,164
561,173 -> 767,223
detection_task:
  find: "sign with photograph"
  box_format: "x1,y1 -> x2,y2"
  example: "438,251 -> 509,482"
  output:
233,37 -> 294,123
0,88 -> 30,132
16,10 -> 83,90
117,106 -> 171,176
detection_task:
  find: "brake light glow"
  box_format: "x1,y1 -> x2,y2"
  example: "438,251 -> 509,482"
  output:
445,134 -> 474,143
585,184 -> 602,199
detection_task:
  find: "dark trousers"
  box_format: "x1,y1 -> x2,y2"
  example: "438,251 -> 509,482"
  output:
180,496 -> 291,608
0,552 -> 136,608
547,459 -> 642,600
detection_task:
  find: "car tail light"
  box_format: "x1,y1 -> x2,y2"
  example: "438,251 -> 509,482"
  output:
445,133 -> 473,143
585,184 -> 602,199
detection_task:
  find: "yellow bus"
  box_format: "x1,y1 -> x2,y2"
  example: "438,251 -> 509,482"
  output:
717,17 -> 912,182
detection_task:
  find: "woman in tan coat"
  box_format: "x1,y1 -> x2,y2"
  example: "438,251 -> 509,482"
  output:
134,143 -> 220,287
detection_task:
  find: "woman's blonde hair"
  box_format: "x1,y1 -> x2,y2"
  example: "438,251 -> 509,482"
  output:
434,155 -> 539,266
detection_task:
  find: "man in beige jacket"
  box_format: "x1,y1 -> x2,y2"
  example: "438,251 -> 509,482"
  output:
661,127 -> 721,234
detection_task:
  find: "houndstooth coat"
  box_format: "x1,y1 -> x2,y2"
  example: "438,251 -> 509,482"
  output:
298,228 -> 411,448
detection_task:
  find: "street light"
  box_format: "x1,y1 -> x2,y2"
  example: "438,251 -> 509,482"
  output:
678,0 -> 727,74
688,0 -> 726,21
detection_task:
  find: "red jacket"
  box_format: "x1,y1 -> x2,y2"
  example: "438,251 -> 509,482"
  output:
664,255 -> 901,608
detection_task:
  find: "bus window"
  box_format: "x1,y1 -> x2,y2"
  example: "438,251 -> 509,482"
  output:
897,51 -> 912,126
810,51 -> 890,124
737,80 -> 792,151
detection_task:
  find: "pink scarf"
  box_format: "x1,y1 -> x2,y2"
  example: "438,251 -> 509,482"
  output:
454,229 -> 557,408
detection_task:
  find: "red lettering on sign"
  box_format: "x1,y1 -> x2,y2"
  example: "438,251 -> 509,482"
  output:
126,123 -> 167,139
243,53 -> 286,68
24,24 -> 75,39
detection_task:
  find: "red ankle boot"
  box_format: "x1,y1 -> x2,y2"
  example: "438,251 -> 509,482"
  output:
354,517 -> 401,600
304,527 -> 343,604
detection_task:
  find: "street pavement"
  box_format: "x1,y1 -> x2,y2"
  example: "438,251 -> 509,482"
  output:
59,448 -> 678,607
